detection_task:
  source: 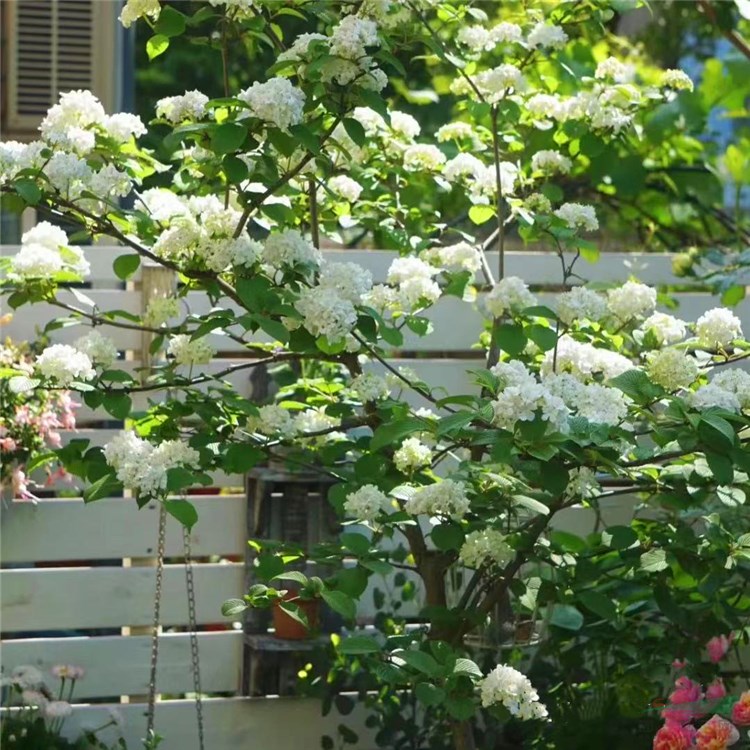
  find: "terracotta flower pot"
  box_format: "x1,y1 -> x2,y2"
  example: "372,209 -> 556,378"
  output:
272,594 -> 319,640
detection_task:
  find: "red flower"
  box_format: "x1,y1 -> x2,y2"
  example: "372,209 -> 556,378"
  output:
654,721 -> 697,750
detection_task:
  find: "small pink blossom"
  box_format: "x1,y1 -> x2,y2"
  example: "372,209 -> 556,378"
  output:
695,714 -> 739,750
731,691 -> 750,726
663,676 -> 704,724
0,437 -> 17,452
11,467 -> 33,500
673,659 -> 688,670
654,720 -> 697,750
707,635 -> 733,664
705,680 -> 727,702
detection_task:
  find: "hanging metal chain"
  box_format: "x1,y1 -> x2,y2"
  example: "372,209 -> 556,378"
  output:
183,525 -> 206,750
146,503 -> 168,738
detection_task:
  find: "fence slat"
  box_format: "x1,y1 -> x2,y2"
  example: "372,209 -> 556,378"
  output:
1,496 -> 247,563
1,563 -> 243,632
1,631 -> 242,698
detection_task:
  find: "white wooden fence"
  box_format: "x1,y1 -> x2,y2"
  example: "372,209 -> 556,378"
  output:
0,244 -> 732,749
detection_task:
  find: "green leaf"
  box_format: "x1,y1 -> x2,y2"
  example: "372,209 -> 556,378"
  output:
468,205 -> 495,225
415,682 -> 445,707
103,393 -> 132,420
699,413 -> 737,450
527,324 -> 557,352
578,590 -> 617,620
446,697 -> 476,720
431,523 -> 465,551
289,124 -> 320,155
640,548 -> 668,572
370,418 -> 427,451
453,658 -> 482,678
15,178 -> 41,205
340,532 -> 371,556
320,589 -> 356,619
271,570 -> 309,586
342,118 -> 366,147
165,499 -> 198,529
83,473 -> 122,503
279,600 -> 309,628
550,604 -> 584,631
602,525 -> 638,550
513,495 -> 550,515
338,636 -> 381,654
113,254 -> 141,281
722,285 -> 745,306
397,650 -> 442,677
494,323 -> 526,356
223,154 -> 249,183
166,466 -> 195,492
223,445 -> 264,474
608,369 -> 662,404
146,34 -> 170,60
8,376 -> 40,394
155,5 -> 186,37
222,598 -> 247,617
212,123 -> 248,154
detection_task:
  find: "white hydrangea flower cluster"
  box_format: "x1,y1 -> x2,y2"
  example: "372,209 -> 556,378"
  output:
344,484 -> 391,522
544,374 -> 629,426
457,21 -> 523,51
443,152 -> 518,205
293,408 -> 342,441
486,277 -> 537,318
459,529 -> 514,569
688,369 -> 750,413
319,261 -> 373,304
156,90 -> 210,123
394,437 -> 432,474
36,344 -> 96,386
436,121 -> 479,143
527,21 -> 568,49
295,287 -> 358,343
646,349 -> 699,390
328,175 -> 364,202
607,281 -> 657,322
246,405 -> 297,438
595,56 -> 635,83
262,229 -> 322,272
403,144 -> 447,172
556,287 -> 607,325
74,330 -> 118,369
564,466 -> 601,501
421,242 -> 482,276
638,312 -> 687,346
238,77 -> 306,131
695,308 -> 743,348
531,150 -> 572,174
143,296 -> 180,328
167,335 -> 216,366
404,479 -> 470,519
350,372 -> 390,402
10,222 -> 90,281
479,664 -> 548,720
104,430 -> 199,497
382,256 -> 442,311
662,69 -> 694,91
325,16 -> 385,89
452,64 -> 527,103
554,203 -> 599,232
119,0 -> 160,27
542,336 -> 632,382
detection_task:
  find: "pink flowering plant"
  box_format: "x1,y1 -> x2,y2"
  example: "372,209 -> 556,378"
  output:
0,333 -> 78,500
2,0 -> 750,747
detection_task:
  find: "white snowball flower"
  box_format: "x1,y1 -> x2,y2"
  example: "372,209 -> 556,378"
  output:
458,64 -> 527,102
74,331 -> 118,368
262,229 -> 321,271
22,221 -> 68,251
457,25 -> 492,51
295,287 -> 358,343
389,111 -> 421,140
711,369 -> 750,409
142,297 -> 179,329
570,382 -> 629,425
531,150 -> 572,174
39,90 -> 106,151
485,276 -> 537,317
319,261 -> 373,304
404,479 -> 470,519
167,335 -> 215,366
246,405 -> 297,438
526,22 -> 568,49
344,485 -> 391,522
565,467 -> 601,501
387,256 -> 439,285
556,287 -> 607,325
350,372 -> 390,402
394,437 -> 432,473
491,383 -> 569,433
459,529 -> 514,568
10,244 -> 64,279
491,360 -> 537,389
554,203 -> 598,232
436,122 -> 476,142
36,344 -> 95,386
443,152 -> 485,182
293,408 -> 342,439
695,308 -> 743,348
607,281 -> 657,322
156,90 -> 209,123
595,57 -> 634,82
491,22 -> 524,44
119,0 -> 160,27
638,312 -> 687,346
662,69 -> 694,91
646,349 -> 699,390
687,383 -> 741,413
238,77 -> 305,131
329,175 -> 364,202
542,336 -> 632,381
479,664 -> 548,720
329,14 -> 380,60
403,144 -> 447,171
103,112 -> 147,142
422,242 -> 482,275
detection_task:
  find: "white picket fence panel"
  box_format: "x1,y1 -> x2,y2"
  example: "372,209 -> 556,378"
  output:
0,244 -> 716,749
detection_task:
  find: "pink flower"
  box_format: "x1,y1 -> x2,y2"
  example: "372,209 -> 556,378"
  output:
731,691 -> 750,726
654,721 -> 697,750
695,715 -> 739,749
0,437 -> 17,452
673,659 -> 688,670
663,676 -> 703,724
705,680 -> 727,702
11,468 -> 33,500
707,635 -> 733,664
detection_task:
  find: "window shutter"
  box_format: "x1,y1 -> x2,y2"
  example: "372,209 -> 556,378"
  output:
2,0 -> 118,138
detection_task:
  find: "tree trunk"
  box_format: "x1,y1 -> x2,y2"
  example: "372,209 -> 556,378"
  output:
452,720 -> 477,750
